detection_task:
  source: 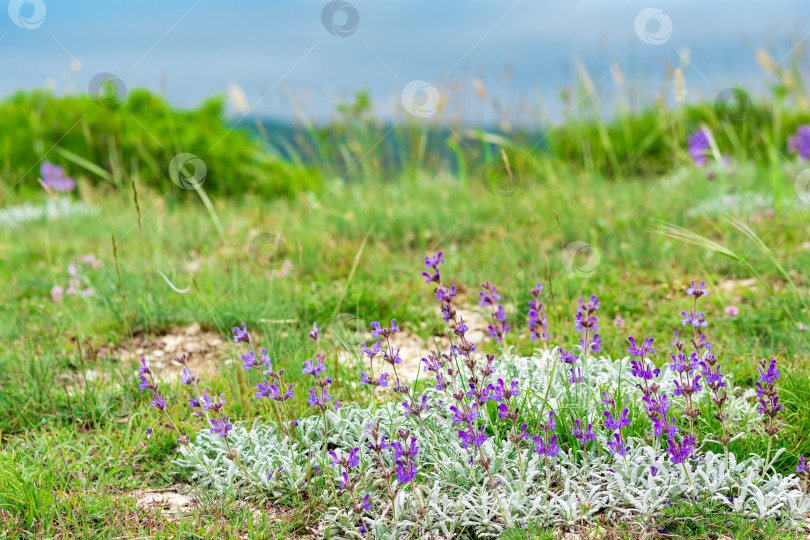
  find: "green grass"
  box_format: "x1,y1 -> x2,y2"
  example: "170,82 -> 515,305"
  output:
2,77 -> 810,537
503,498 -> 807,539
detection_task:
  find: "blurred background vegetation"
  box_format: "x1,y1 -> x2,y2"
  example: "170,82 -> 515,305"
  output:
2,49 -> 808,202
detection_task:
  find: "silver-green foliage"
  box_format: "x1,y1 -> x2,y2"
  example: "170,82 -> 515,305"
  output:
177,349 -> 809,538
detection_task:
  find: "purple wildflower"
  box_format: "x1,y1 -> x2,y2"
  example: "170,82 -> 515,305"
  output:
758,358 -> 780,385
480,282 -> 510,342
680,309 -> 707,328
572,419 -> 596,445
348,447 -> 360,467
528,284 -> 550,342
307,388 -> 331,408
687,129 -> 711,166
630,359 -> 660,380
232,323 -> 250,344
200,390 -> 226,412
686,280 -> 708,298
532,435 -> 560,457
401,395 -> 430,418
241,350 -> 260,370
150,392 -> 167,410
603,408 -> 631,431
40,162 -> 76,191
422,251 -> 444,284
545,435 -> 560,457
394,459 -> 417,483
138,358 -> 151,375
179,367 -> 198,385
308,322 -> 319,341
627,336 -> 656,358
558,348 -> 579,364
574,294 -> 600,354
539,410 -> 556,432
606,433 -> 629,456
302,357 -> 326,377
360,341 -> 383,360
651,415 -> 680,439
788,125 -> 810,160
642,393 -> 671,418
478,283 -> 502,306
209,415 -> 233,437
666,436 -> 694,464
449,403 -> 479,425
370,320 -> 400,338
458,424 -> 488,449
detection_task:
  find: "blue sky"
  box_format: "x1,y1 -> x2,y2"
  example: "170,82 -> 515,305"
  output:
1,0 -> 808,123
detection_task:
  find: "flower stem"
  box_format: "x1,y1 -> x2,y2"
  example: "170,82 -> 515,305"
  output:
681,462 -> 693,487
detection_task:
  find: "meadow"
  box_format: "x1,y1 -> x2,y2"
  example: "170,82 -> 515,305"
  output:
1,57 -> 810,538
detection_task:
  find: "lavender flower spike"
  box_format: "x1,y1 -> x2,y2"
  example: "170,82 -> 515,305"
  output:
422,251 -> 444,284
308,322 -> 319,341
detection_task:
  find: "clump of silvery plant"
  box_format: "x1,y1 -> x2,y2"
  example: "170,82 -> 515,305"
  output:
145,253 -> 810,538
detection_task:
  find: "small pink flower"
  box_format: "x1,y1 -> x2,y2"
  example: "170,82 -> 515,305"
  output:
51,285 -> 64,302
272,260 -> 294,278
798,323 -> 808,332
68,264 -> 78,276
81,254 -> 103,268
613,315 -> 625,329
725,306 -> 739,320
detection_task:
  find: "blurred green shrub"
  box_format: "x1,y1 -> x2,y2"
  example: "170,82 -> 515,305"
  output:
0,89 -> 323,198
